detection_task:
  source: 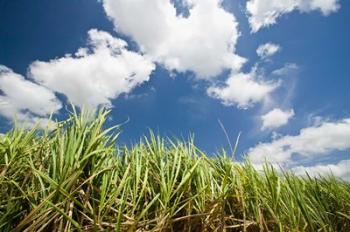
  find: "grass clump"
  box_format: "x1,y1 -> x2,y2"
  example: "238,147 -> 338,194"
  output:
0,109 -> 350,231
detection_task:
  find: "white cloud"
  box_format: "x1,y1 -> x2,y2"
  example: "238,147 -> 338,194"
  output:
29,29 -> 155,109
249,117 -> 350,165
102,0 -> 246,78
207,70 -> 280,109
246,0 -> 340,32
292,159 -> 350,181
0,65 -> 61,127
261,108 -> 294,130
272,63 -> 299,76
256,43 -> 280,59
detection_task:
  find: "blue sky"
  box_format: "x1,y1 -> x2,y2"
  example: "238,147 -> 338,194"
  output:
0,0 -> 350,179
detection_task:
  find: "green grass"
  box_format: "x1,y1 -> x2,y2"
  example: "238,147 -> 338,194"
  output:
0,108 -> 350,231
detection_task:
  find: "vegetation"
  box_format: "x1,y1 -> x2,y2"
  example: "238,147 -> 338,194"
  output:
0,109 -> 350,231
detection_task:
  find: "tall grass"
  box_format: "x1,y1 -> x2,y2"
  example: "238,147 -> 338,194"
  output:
0,109 -> 349,231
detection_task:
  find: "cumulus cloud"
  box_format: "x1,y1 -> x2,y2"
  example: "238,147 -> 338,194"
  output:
0,65 -> 61,127
29,29 -> 155,109
249,117 -> 350,165
292,159 -> 350,181
102,0 -> 246,78
246,0 -> 340,32
207,70 -> 280,109
261,108 -> 294,130
256,43 -> 280,59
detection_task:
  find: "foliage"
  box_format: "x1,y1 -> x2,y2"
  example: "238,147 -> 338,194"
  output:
0,109 -> 349,231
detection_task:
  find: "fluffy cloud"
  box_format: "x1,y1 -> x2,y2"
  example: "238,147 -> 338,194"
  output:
249,118 -> 350,165
102,0 -> 245,78
29,29 -> 155,109
292,159 -> 350,181
246,0 -> 340,32
256,43 -> 280,59
261,108 -> 294,130
207,70 -> 280,109
0,65 -> 61,127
